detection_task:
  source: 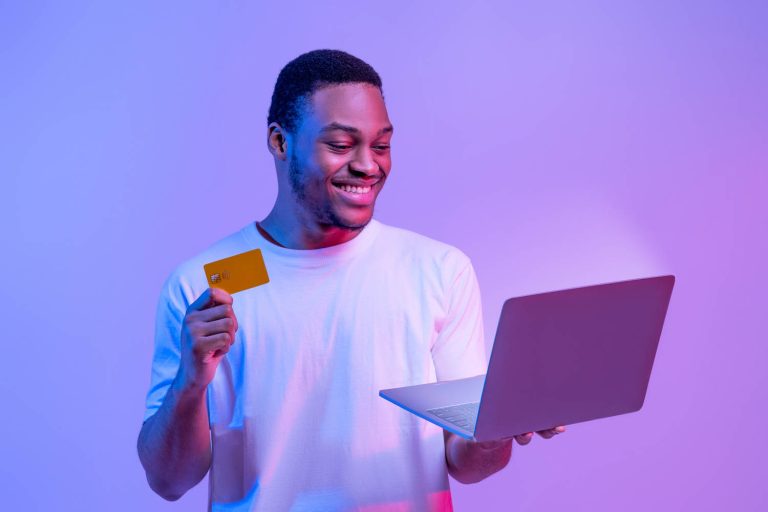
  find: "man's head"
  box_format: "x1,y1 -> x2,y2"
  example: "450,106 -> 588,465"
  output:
268,49 -> 384,135
266,50 -> 393,233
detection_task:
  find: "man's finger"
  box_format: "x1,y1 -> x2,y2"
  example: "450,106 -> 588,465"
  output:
209,287 -> 233,306
189,288 -> 215,312
189,288 -> 234,312
514,432 -> 534,445
537,425 -> 566,439
197,317 -> 236,337
194,332 -> 232,355
195,303 -> 235,322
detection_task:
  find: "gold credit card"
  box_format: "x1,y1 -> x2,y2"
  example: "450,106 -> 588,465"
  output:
203,248 -> 270,294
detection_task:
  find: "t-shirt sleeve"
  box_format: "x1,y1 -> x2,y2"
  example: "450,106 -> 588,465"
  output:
430,251 -> 488,381
142,270 -> 189,422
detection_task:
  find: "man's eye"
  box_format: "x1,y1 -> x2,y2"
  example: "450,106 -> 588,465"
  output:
327,143 -> 351,150
374,145 -> 390,151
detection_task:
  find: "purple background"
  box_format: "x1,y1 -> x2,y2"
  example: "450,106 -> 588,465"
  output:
2,1 -> 766,510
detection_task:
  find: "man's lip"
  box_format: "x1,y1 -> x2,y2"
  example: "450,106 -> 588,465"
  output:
331,180 -> 378,206
331,179 -> 381,187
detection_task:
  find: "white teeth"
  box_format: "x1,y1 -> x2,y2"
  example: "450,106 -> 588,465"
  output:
338,184 -> 371,194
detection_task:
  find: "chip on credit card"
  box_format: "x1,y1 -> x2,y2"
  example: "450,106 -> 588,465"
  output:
203,249 -> 270,294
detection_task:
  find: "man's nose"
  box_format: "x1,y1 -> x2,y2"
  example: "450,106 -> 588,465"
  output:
349,148 -> 379,176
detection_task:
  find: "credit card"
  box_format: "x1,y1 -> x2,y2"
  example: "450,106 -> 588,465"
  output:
203,248 -> 270,294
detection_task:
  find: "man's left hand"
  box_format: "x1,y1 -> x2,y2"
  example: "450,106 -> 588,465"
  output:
445,425 -> 566,484
468,424 -> 566,451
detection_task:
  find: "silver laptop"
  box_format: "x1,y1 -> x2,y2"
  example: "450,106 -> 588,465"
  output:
379,275 -> 675,441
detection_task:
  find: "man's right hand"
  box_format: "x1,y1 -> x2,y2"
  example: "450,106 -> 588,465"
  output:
175,287 -> 239,392
138,286 -> 236,500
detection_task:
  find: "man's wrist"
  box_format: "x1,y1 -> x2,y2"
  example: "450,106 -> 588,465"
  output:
170,371 -> 208,407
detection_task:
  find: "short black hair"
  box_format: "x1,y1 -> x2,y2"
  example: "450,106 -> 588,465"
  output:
267,49 -> 383,134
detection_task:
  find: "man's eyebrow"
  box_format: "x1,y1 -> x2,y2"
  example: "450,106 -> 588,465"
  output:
320,122 -> 394,136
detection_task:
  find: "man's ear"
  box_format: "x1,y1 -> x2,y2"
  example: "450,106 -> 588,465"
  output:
267,122 -> 289,161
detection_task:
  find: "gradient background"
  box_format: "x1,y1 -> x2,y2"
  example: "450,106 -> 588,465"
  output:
2,1 -> 766,510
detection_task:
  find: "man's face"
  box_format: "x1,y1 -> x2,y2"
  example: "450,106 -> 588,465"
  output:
287,82 -> 393,231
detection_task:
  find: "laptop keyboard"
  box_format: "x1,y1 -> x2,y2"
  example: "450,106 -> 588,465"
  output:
427,402 -> 480,431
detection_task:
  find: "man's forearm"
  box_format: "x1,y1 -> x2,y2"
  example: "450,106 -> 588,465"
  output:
137,378 -> 212,501
444,431 -> 512,484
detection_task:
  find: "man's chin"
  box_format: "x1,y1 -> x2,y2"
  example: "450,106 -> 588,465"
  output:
328,209 -> 374,231
334,218 -> 370,231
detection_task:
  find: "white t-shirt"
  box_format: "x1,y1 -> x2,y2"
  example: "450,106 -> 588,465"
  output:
144,219 -> 487,511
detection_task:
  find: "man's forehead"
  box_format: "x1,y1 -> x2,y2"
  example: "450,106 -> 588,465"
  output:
303,83 -> 391,134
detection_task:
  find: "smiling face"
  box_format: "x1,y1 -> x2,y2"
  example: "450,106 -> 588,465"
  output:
281,82 -> 393,232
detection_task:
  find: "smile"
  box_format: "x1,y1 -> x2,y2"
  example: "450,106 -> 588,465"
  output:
334,184 -> 372,194
331,181 -> 379,206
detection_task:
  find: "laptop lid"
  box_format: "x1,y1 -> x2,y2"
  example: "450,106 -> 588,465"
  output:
473,275 -> 675,441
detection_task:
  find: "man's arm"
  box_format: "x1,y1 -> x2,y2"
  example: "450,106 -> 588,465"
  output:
444,426 -> 566,484
432,255 -> 508,484
137,379 -> 212,500
137,287 -> 238,500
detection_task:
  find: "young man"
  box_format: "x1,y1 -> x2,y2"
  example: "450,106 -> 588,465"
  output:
138,49 -> 564,511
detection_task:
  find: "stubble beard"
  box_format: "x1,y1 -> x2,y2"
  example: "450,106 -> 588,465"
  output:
288,153 -> 370,231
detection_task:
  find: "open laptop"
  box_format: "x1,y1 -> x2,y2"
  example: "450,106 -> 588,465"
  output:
379,275 -> 675,441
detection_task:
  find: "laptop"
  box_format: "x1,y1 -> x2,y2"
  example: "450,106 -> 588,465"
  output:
379,275 -> 675,441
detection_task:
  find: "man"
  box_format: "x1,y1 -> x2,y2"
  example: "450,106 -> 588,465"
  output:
138,49 -> 564,511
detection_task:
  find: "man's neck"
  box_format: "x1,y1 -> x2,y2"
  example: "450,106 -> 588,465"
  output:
255,222 -> 286,248
258,209 -> 364,250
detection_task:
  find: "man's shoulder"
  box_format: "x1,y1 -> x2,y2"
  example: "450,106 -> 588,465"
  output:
373,220 -> 473,271
160,223 -> 252,300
